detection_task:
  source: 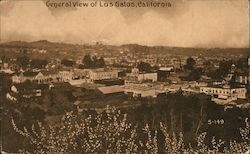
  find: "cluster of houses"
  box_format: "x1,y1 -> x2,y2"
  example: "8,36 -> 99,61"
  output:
11,68 -> 119,84
199,64 -> 249,105
6,82 -> 50,103
4,57 -> 249,108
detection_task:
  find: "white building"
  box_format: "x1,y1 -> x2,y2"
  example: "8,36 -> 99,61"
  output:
89,68 -> 118,81
125,68 -> 157,84
58,71 -> 73,81
137,73 -> 157,82
236,74 -> 250,85
12,71 -> 51,84
124,84 -> 157,98
12,70 -> 72,84
200,85 -> 247,104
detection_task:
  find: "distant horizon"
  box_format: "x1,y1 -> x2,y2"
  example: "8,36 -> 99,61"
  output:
1,39 -> 249,49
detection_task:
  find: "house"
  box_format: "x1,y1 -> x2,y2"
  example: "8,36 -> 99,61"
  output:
138,73 -> 157,82
58,70 -> 74,81
6,83 -> 49,102
72,69 -> 89,79
157,67 -> 173,81
235,72 -> 249,85
67,69 -> 92,86
12,71 -> 61,84
0,62 -> 14,74
11,83 -> 49,97
6,93 -> 17,102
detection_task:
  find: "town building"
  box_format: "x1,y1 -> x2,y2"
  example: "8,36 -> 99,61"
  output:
235,73 -> 250,85
125,68 -> 157,84
200,84 -> 247,104
157,67 -> 174,81
12,70 -> 73,84
89,68 -> 118,81
124,84 -> 157,98
98,85 -> 124,95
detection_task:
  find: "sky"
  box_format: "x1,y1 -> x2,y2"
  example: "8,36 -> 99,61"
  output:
0,0 -> 249,48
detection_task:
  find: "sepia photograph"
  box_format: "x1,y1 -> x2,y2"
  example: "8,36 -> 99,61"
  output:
0,0 -> 249,153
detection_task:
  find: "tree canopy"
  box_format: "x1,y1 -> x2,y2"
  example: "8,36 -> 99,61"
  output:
82,54 -> 105,68
31,59 -> 48,69
184,57 -> 196,70
209,60 -> 233,79
61,59 -> 75,67
137,61 -> 152,73
16,56 -> 30,68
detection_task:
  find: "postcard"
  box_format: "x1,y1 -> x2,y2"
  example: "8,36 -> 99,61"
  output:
0,0 -> 249,153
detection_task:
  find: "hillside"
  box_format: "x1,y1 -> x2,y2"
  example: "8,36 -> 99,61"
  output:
0,40 -> 249,59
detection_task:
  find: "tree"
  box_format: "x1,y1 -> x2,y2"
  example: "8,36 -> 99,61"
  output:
31,59 -> 48,69
11,107 -> 250,153
16,56 -> 30,68
82,54 -> 105,68
184,57 -> 196,70
50,91 -> 71,115
97,57 -> 105,67
137,61 -> 152,72
82,54 -> 93,68
237,58 -> 248,70
42,94 -> 52,110
188,68 -> 202,81
209,60 -> 233,79
0,73 -> 12,92
61,59 -> 74,67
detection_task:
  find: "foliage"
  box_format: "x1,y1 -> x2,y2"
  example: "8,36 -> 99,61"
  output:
82,54 -> 105,68
61,59 -> 75,67
209,60 -> 233,79
11,106 -> 250,153
184,57 -> 196,70
183,68 -> 202,81
236,57 -> 248,70
0,73 -> 12,92
31,59 -> 48,69
16,55 -> 30,68
137,61 -> 152,73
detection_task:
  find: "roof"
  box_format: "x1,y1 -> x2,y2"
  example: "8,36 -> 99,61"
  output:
90,68 -> 117,73
41,70 -> 59,76
22,71 -> 40,77
202,83 -> 246,89
98,85 -> 124,94
138,72 -> 157,75
159,67 -> 174,71
124,84 -> 154,91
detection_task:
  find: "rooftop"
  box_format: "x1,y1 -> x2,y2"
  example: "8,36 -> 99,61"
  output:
98,85 -> 124,94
